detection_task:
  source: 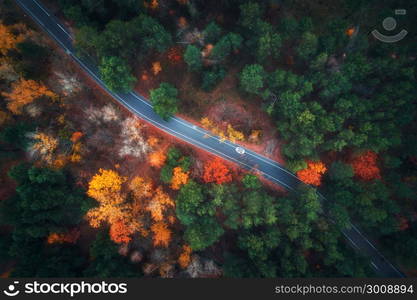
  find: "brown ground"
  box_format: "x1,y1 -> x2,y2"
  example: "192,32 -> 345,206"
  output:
134,50 -> 285,166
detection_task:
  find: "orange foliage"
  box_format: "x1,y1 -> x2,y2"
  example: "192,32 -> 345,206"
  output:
31,132 -> 59,164
141,71 -> 149,81
147,136 -> 159,147
171,167 -> 189,190
2,79 -> 56,114
47,228 -> 80,244
0,23 -> 24,55
152,61 -> 162,75
151,222 -> 172,247
110,219 -> 133,244
346,27 -> 355,37
85,169 -> 143,232
350,151 -> 381,181
203,157 -> 233,184
146,186 -> 174,222
178,245 -> 192,269
149,150 -> 167,168
129,176 -> 153,201
70,131 -> 83,143
87,168 -> 126,203
53,154 -> 68,169
201,117 -> 245,143
297,161 -> 327,186
167,47 -> 182,64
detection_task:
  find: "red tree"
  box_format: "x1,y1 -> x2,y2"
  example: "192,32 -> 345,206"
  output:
350,151 -> 381,181
203,157 -> 232,184
297,161 -> 327,186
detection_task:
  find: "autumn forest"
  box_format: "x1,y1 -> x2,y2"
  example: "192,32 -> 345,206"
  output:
0,0 -> 417,279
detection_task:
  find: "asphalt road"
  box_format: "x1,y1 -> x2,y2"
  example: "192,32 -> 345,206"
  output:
15,0 -> 405,278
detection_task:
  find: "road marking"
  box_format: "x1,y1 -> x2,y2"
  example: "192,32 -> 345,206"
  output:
350,224 -> 404,277
32,0 -> 73,39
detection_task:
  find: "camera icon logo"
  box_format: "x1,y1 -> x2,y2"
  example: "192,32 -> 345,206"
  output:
3,281 -> 20,297
372,9 -> 408,43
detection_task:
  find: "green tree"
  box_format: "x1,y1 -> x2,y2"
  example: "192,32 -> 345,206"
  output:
239,2 -> 263,31
257,30 -> 281,62
201,67 -> 226,91
150,83 -> 180,120
211,33 -> 243,62
176,181 -> 224,250
95,20 -> 139,60
75,26 -> 99,58
184,218 -> 224,251
1,164 -> 85,239
176,181 -> 208,226
238,229 -> 280,261
0,122 -> 35,151
203,21 -> 222,43
134,14 -> 172,53
241,190 -> 277,228
99,56 -> 136,92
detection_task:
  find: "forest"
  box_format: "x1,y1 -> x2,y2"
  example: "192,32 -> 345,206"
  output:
0,0 -> 416,278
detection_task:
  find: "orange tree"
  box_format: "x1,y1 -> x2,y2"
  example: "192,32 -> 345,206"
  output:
2,79 -> 56,114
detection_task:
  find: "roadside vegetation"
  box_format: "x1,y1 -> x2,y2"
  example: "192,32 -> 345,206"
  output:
0,0 -> 416,277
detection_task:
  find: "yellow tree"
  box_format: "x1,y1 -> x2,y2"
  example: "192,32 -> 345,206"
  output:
227,124 -> 245,143
2,79 -> 56,114
86,169 -> 141,243
87,168 -> 126,203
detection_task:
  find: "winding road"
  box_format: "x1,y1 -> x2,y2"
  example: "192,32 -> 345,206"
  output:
14,0 -> 405,278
